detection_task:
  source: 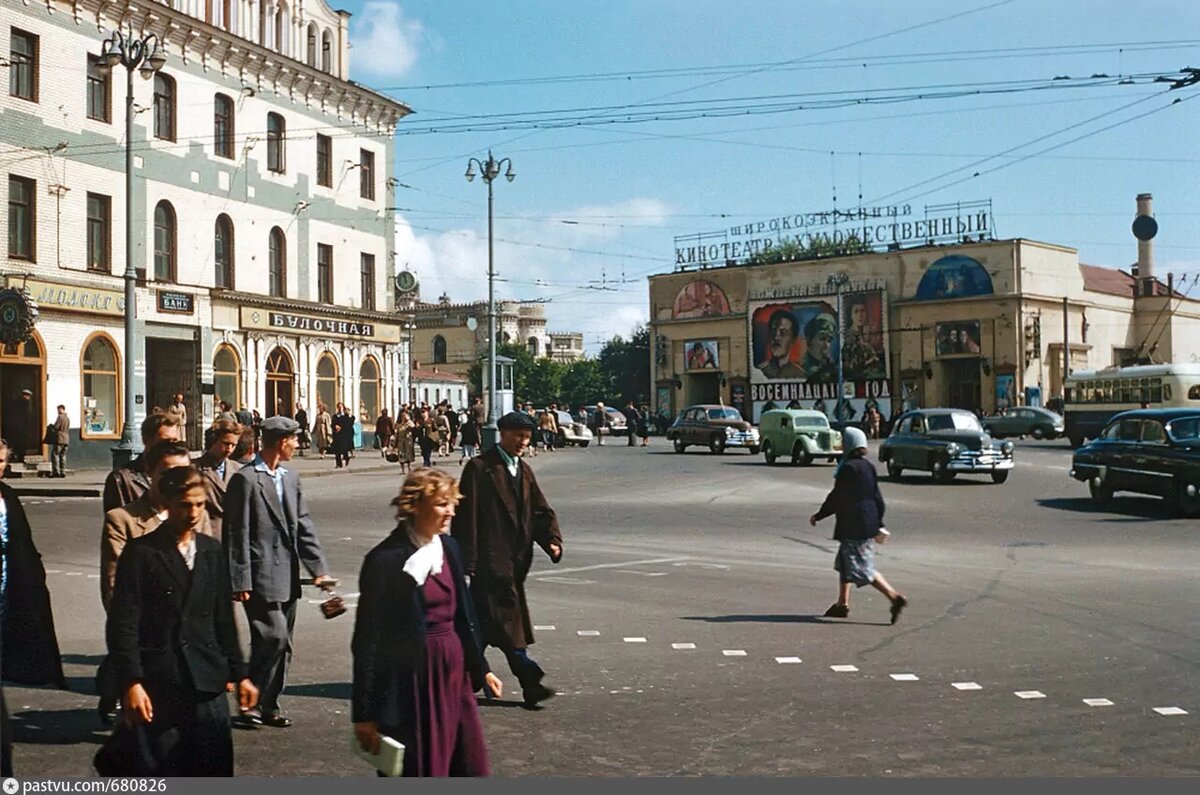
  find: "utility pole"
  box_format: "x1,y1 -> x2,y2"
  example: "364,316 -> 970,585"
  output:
1062,296 -> 1070,397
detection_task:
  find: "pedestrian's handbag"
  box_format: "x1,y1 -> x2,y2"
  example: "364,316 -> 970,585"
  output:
385,450 -> 400,463
42,424 -> 56,445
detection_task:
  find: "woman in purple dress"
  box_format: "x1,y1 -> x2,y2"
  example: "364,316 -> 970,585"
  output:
353,468 -> 503,777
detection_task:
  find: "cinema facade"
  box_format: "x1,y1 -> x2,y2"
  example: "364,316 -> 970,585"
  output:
648,212 -> 1200,424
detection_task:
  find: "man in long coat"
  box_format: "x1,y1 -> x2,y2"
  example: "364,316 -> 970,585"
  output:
452,411 -> 563,707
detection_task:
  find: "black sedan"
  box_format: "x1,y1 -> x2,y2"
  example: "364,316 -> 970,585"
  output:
879,408 -> 1015,483
1070,408 -> 1200,516
983,407 -> 1065,440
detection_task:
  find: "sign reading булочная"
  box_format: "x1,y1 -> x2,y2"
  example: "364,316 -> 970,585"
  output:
238,305 -> 401,343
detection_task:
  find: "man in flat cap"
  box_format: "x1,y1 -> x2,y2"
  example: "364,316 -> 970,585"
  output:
452,410 -> 564,708
224,416 -> 333,728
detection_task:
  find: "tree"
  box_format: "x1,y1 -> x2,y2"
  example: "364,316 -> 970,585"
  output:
598,324 -> 650,405
560,359 -> 609,411
526,357 -> 566,407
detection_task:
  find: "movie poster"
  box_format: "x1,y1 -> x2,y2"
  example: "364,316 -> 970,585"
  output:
747,291 -> 891,423
685,339 -> 719,370
935,320 -> 982,357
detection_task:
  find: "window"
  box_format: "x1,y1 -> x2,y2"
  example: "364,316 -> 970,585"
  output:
528,337 -> 539,356
8,175 -> 35,260
153,201 -> 177,282
316,353 -> 338,414
153,74 -> 175,140
268,227 -> 286,297
306,23 -> 318,66
317,244 -> 333,303
360,358 -> 380,422
267,113 -> 285,172
360,149 -> 375,199
360,253 -> 375,310
1140,420 -> 1167,445
9,29 -> 37,101
432,335 -> 447,364
86,193 -> 111,272
214,94 -> 235,159
213,344 -> 240,411
82,335 -> 119,437
86,55 -> 110,122
321,30 -> 333,73
214,214 -> 234,289
316,134 -> 332,187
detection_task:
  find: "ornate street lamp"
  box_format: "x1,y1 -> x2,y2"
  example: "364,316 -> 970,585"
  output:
465,151 -> 515,452
95,28 -> 167,469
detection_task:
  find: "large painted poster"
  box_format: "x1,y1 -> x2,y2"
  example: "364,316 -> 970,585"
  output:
748,290 -> 891,423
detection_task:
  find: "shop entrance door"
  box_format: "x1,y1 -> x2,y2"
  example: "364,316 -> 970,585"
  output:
265,347 -> 294,418
686,372 -> 721,406
0,336 -> 46,462
146,338 -> 199,445
943,359 -> 981,411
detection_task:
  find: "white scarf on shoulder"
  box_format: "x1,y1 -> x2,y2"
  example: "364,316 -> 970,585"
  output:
402,533 -> 445,586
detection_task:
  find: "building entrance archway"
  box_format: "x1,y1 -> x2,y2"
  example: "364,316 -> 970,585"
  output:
0,333 -> 46,462
265,347 -> 295,418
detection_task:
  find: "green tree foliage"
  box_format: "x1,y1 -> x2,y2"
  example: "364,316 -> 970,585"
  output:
559,359 -> 609,410
597,324 -> 650,405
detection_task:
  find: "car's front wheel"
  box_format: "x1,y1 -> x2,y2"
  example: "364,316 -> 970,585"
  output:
886,459 -> 903,481
710,435 -> 726,454
1175,478 -> 1200,518
578,440 -> 589,448
763,440 -> 777,465
747,445 -> 760,455
930,457 -> 954,483
792,443 -> 812,466
991,470 -> 1009,484
1088,476 -> 1112,504
672,438 -> 686,454
1031,427 -> 1045,440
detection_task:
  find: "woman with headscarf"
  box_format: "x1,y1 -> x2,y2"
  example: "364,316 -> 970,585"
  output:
352,468 -> 502,777
809,427 -> 908,624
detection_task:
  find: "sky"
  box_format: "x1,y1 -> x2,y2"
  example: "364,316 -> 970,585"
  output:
334,0 -> 1200,353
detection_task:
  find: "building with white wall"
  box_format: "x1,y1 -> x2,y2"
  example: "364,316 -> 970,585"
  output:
1,0 -> 411,466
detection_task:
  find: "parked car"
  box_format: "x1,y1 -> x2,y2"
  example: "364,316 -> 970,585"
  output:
549,409 -> 593,448
584,405 -> 628,436
983,407 -> 1065,440
1069,408 -> 1200,516
667,405 -> 760,454
879,408 -> 1015,483
759,409 -> 843,466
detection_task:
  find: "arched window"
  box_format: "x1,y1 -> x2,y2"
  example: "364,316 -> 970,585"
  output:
316,352 -> 339,413
266,112 -> 286,172
274,2 -> 289,54
321,30 -> 333,73
360,357 -> 380,422
82,334 -> 120,438
214,214 -> 234,289
432,335 -> 447,364
306,23 -> 318,66
213,344 -> 240,411
214,93 -> 234,159
153,200 -> 177,283
268,226 -> 286,297
265,347 -> 294,418
528,337 -> 539,356
153,73 -> 175,141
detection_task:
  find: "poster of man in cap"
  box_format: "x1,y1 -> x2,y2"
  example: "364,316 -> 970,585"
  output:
750,301 -> 838,383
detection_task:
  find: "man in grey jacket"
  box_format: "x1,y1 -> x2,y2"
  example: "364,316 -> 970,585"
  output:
50,405 -> 70,478
223,416 -> 333,728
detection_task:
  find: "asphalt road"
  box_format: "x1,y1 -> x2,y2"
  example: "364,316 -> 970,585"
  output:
5,438 -> 1199,776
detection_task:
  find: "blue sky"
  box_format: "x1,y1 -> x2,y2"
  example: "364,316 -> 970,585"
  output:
336,0 -> 1200,352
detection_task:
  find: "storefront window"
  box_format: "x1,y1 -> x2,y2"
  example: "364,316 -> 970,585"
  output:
214,345 -> 240,411
82,335 -> 119,437
360,357 -> 380,423
316,353 -> 338,412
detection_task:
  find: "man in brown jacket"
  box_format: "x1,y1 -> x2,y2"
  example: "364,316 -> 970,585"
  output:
101,411 -> 183,513
452,411 -> 563,708
50,405 -> 70,478
196,419 -> 241,528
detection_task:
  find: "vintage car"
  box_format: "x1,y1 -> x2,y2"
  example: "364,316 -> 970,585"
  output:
982,406 -> 1065,440
667,405 -> 760,454
584,405 -> 629,436
1069,408 -> 1200,516
547,409 -> 593,448
879,408 -> 1015,483
759,409 -> 843,466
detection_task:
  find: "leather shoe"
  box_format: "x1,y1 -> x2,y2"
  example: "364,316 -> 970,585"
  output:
890,595 -> 908,625
260,712 -> 293,728
232,712 -> 261,730
522,683 -> 557,707
823,603 -> 849,619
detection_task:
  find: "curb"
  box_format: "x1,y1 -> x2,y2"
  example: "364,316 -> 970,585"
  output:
10,486 -> 103,498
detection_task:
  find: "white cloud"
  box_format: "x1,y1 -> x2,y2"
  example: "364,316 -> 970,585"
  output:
394,198 -> 669,353
350,2 -> 424,80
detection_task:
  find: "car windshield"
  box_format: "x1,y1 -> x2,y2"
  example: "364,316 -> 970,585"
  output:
708,408 -> 742,420
796,416 -> 828,428
1168,416 -> 1200,442
925,412 -> 983,432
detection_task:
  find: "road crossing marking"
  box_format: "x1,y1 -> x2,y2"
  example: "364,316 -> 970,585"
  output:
624,637 -> 647,643
45,570 -> 61,574
1153,707 -> 1187,716
775,656 -> 802,664
952,682 -> 983,690
577,630 -> 601,637
538,576 -> 596,585
671,643 -> 696,650
1083,698 -> 1114,707
1015,691 -> 1047,699
535,557 -> 690,578
722,649 -> 747,657
534,625 -> 557,631
65,572 -> 82,577
890,673 -> 920,681
830,665 -> 859,673
614,570 -> 668,577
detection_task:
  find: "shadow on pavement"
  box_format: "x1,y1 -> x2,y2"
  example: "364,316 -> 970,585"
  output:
680,614 -> 885,627
781,535 -> 838,554
284,681 -> 351,700
11,708 -> 108,745
1037,496 -> 1177,520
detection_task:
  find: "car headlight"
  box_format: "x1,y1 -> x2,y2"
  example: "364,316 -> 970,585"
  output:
726,426 -> 738,436
945,442 -> 960,457
1002,441 -> 1015,456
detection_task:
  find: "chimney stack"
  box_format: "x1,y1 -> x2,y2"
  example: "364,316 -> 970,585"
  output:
1136,193 -> 1154,285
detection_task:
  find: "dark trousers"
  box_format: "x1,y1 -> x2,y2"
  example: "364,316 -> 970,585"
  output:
491,646 -> 544,692
627,428 -> 637,446
244,596 -> 297,715
50,443 -> 67,475
145,688 -> 234,776
1,688 -> 11,776
335,449 -> 350,467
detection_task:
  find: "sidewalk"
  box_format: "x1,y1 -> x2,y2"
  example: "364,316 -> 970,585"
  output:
6,450 -> 405,498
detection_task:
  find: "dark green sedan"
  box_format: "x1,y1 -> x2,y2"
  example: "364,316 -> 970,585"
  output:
982,407 -> 1065,440
879,409 -> 1015,484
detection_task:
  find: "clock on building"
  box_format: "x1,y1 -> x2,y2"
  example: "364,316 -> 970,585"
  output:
394,270 -> 418,293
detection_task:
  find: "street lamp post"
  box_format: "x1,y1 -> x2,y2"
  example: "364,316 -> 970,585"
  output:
465,151 -> 515,452
827,272 -> 851,422
96,28 -> 167,470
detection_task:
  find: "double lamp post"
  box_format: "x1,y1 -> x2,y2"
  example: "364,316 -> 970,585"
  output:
95,28 -> 167,469
465,151 -> 515,452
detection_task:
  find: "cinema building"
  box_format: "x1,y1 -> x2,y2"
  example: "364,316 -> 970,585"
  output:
647,197 -> 1200,424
